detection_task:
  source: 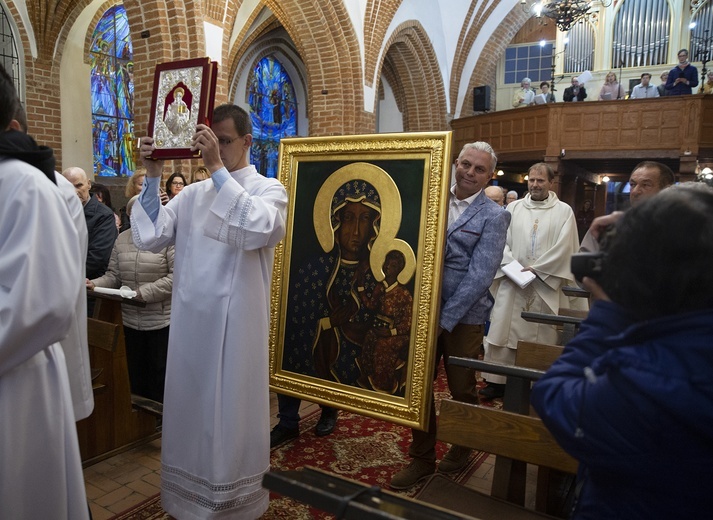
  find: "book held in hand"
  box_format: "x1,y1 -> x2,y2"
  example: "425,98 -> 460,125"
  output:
502,260 -> 536,289
147,57 -> 218,160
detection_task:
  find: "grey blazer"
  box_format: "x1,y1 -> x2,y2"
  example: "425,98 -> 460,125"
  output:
439,191 -> 510,331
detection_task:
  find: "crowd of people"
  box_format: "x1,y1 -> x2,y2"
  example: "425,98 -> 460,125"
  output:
513,48 -> 708,108
3,50 -> 713,520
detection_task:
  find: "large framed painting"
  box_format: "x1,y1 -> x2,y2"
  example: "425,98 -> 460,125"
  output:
147,57 -> 218,160
269,131 -> 453,431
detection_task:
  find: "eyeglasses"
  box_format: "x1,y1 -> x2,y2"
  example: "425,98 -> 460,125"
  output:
171,181 -> 185,187
217,136 -> 240,146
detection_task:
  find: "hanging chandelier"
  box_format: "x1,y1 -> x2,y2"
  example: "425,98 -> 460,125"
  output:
520,0 -> 612,32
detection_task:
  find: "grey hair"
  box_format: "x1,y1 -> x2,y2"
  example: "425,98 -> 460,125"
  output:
521,77 -> 532,86
507,190 -> 518,199
458,142 -> 497,173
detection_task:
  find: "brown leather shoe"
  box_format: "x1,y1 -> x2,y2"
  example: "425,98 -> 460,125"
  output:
437,445 -> 472,473
390,459 -> 436,490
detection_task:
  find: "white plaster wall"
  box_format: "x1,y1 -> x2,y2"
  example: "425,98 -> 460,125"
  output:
376,74 -> 403,133
204,21 -> 223,66
59,0 -> 103,175
382,0 -> 521,116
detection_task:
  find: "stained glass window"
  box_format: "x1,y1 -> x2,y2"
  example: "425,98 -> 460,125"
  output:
248,56 -> 297,178
90,5 -> 134,177
1,4 -> 21,100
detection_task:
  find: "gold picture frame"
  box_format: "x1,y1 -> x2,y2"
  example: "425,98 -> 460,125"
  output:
269,131 -> 452,431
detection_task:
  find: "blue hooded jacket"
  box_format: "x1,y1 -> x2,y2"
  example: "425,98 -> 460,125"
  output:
531,300 -> 713,519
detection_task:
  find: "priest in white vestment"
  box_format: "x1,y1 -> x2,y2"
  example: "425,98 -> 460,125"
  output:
6,101 -> 94,422
482,162 -> 580,395
133,104 -> 287,519
1,72 -> 88,519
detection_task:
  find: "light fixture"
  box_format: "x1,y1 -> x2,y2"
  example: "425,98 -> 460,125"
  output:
524,174 -> 529,181
497,170 -> 505,176
699,167 -> 713,186
520,0 -> 612,32
601,175 -> 610,183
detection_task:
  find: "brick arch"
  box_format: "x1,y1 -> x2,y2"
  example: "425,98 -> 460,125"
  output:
26,0 -> 85,60
121,0 -> 193,129
363,0 -> 403,88
454,4 -> 532,117
380,56 -> 407,119
376,21 -> 448,132
249,0 -> 366,135
231,40 -> 307,106
10,0 -> 100,167
226,13 -> 284,97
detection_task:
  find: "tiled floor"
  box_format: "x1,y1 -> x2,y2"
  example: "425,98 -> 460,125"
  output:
83,392 -> 532,519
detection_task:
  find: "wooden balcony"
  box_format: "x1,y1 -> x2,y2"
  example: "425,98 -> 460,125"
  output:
451,95 -> 713,183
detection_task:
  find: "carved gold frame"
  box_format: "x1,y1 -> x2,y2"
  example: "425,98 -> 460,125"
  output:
269,131 -> 452,430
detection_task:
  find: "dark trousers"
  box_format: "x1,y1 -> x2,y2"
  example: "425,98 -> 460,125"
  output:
409,323 -> 484,462
277,394 -> 335,430
123,325 -> 169,403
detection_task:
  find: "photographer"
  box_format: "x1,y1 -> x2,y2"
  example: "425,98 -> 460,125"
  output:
531,184 -> 713,519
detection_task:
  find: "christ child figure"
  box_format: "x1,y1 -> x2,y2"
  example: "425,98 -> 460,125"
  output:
356,249 -> 413,395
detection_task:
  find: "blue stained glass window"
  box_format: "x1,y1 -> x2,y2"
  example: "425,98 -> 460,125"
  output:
90,5 -> 135,177
248,56 -> 297,178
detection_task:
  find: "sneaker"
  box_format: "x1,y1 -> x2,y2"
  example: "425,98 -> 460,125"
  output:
478,382 -> 505,400
389,459 -> 436,490
270,424 -> 299,448
315,407 -> 338,437
437,445 -> 472,474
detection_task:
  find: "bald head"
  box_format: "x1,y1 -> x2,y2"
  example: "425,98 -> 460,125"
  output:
62,167 -> 91,204
485,186 -> 505,206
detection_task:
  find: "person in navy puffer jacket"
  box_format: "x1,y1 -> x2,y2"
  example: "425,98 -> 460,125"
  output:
531,183 -> 713,519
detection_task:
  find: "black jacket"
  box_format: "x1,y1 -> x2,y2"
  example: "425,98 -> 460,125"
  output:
563,85 -> 587,102
84,195 -> 117,278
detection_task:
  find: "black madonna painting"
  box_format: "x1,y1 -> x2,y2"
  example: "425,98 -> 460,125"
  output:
270,132 -> 452,430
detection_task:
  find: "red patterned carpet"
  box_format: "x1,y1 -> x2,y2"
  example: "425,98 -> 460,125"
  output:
111,367 -> 495,519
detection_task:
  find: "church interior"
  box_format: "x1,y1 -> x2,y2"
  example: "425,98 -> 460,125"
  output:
3,0 -> 713,518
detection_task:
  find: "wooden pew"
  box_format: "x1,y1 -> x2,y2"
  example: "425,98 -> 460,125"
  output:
520,311 -> 583,345
263,466 -> 475,519
438,401 -> 577,476
76,291 -> 159,464
417,400 -> 576,520
514,341 -> 570,512
515,341 -> 564,372
446,356 -> 574,516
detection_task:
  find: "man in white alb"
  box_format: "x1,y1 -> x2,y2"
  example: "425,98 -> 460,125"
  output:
133,104 -> 287,519
0,64 -> 89,519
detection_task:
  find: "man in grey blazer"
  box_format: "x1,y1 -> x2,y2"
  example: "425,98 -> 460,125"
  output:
390,141 -> 511,490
